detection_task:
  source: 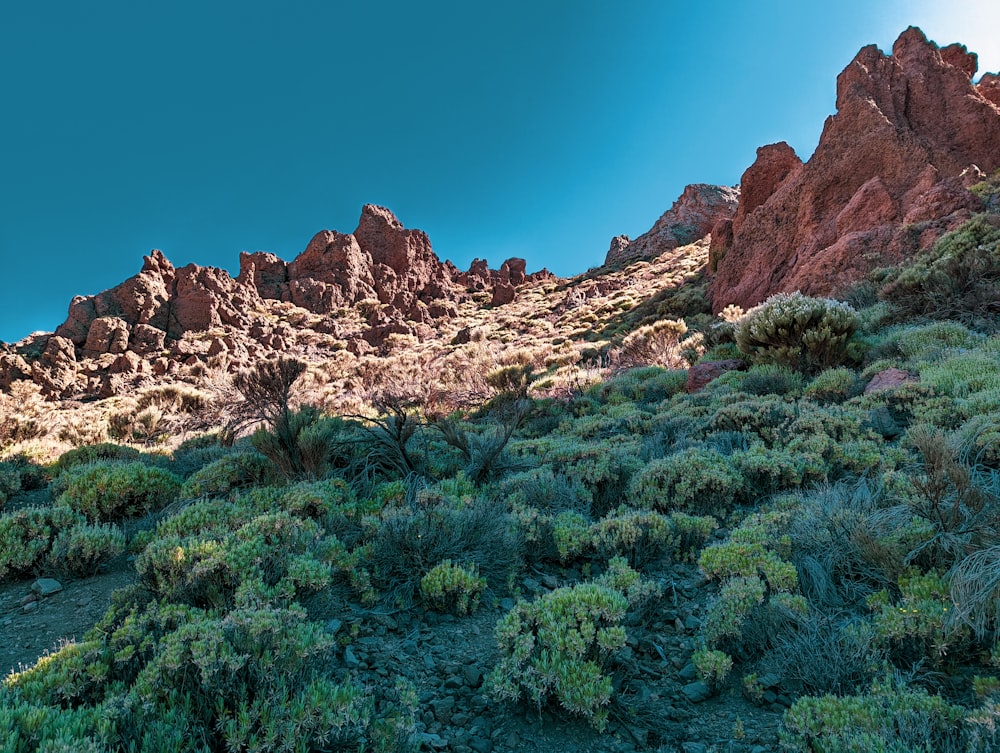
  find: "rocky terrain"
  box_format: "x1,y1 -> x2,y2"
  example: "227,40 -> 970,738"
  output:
1,26 -> 1000,753
710,26 -> 1000,311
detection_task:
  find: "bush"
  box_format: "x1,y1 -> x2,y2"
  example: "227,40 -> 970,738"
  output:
738,363 -> 805,396
629,447 -> 743,517
178,449 -> 278,499
805,367 -> 860,403
488,562 -> 658,731
135,511 -> 335,609
590,508 -> 716,567
880,213 -> 1000,328
614,319 -> 689,370
48,522 -> 125,577
734,292 -> 861,373
420,560 -> 486,614
780,677 -> 994,752
0,506 -> 85,580
868,570 -> 973,671
0,461 -> 21,507
50,443 -> 143,477
57,462 -> 181,521
368,498 -> 521,603
3,601 -> 417,753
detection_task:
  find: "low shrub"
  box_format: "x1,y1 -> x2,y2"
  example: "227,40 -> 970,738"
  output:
489,559 -> 655,730
135,512 -> 335,609
57,462 -> 181,521
780,677 -> 995,752
178,449 -> 278,499
368,498 -> 521,602
0,506 -> 85,580
420,560 -> 486,614
48,522 -> 125,577
868,570 -> 973,671
629,447 -> 743,517
614,318 -> 689,370
804,367 -> 860,403
50,443 -> 144,479
590,508 -> 716,567
734,292 -> 861,373
0,461 -> 21,507
880,212 -> 1000,328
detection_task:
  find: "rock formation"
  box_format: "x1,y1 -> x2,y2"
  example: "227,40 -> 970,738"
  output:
10,205 -> 548,397
711,27 -> 1000,311
606,184 -> 740,266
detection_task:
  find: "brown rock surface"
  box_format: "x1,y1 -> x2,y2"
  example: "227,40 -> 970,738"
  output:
712,27 -> 1000,312
686,359 -> 747,393
607,184 -> 740,266
865,368 -> 918,394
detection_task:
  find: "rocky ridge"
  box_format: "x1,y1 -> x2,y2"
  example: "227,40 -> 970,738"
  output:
711,26 -> 1000,311
605,184 -> 740,266
1,206 -> 550,398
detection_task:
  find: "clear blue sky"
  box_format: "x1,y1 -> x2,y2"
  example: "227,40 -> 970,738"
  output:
2,1 -> 997,343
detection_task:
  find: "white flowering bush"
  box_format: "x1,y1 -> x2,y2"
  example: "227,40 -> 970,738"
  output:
734,292 -> 860,373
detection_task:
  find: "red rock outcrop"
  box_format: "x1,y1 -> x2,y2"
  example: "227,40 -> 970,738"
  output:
712,27 -> 1000,311
606,184 -> 740,266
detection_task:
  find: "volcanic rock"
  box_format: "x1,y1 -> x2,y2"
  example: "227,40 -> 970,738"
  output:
607,184 -> 740,266
712,27 -> 1000,311
83,317 -> 130,355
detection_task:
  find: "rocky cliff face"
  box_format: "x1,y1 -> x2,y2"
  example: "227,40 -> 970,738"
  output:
711,27 -> 1000,311
605,184 -> 739,266
10,205 -> 549,397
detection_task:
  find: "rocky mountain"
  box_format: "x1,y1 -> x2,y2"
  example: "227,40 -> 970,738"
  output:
2,26 -> 998,412
1,205 -> 550,398
710,26 -> 1000,311
604,184 -> 740,266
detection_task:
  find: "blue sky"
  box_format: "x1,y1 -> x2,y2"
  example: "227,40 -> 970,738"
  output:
2,1 -> 998,343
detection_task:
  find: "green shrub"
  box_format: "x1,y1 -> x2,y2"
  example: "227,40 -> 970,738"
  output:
3,601 -> 416,753
615,318 -> 689,370
780,677 -> 994,752
489,574 -> 637,729
51,443 -> 142,476
880,212 -> 1000,328
48,522 -> 125,577
805,367 -> 860,403
868,570 -> 973,671
738,363 -> 805,396
0,506 -> 85,580
368,498 -> 521,603
250,408 -> 350,480
57,462 -> 181,521
420,560 -> 486,614
734,292 -> 861,373
590,508 -> 716,567
692,647 -> 733,689
552,510 -> 592,563
178,449 -> 278,499
135,512 -> 335,609
629,447 -> 743,517
594,367 -> 689,405
0,461 -> 22,506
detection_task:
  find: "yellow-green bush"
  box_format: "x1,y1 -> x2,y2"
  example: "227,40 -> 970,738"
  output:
868,570 -> 972,670
780,677 -> 995,752
135,512 -> 334,609
420,559 -> 486,614
57,462 -> 181,521
0,506 -> 85,580
48,522 -> 125,577
629,447 -> 743,517
178,450 -> 278,499
880,212 -> 1000,328
489,580 -> 629,730
734,292 -> 861,373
